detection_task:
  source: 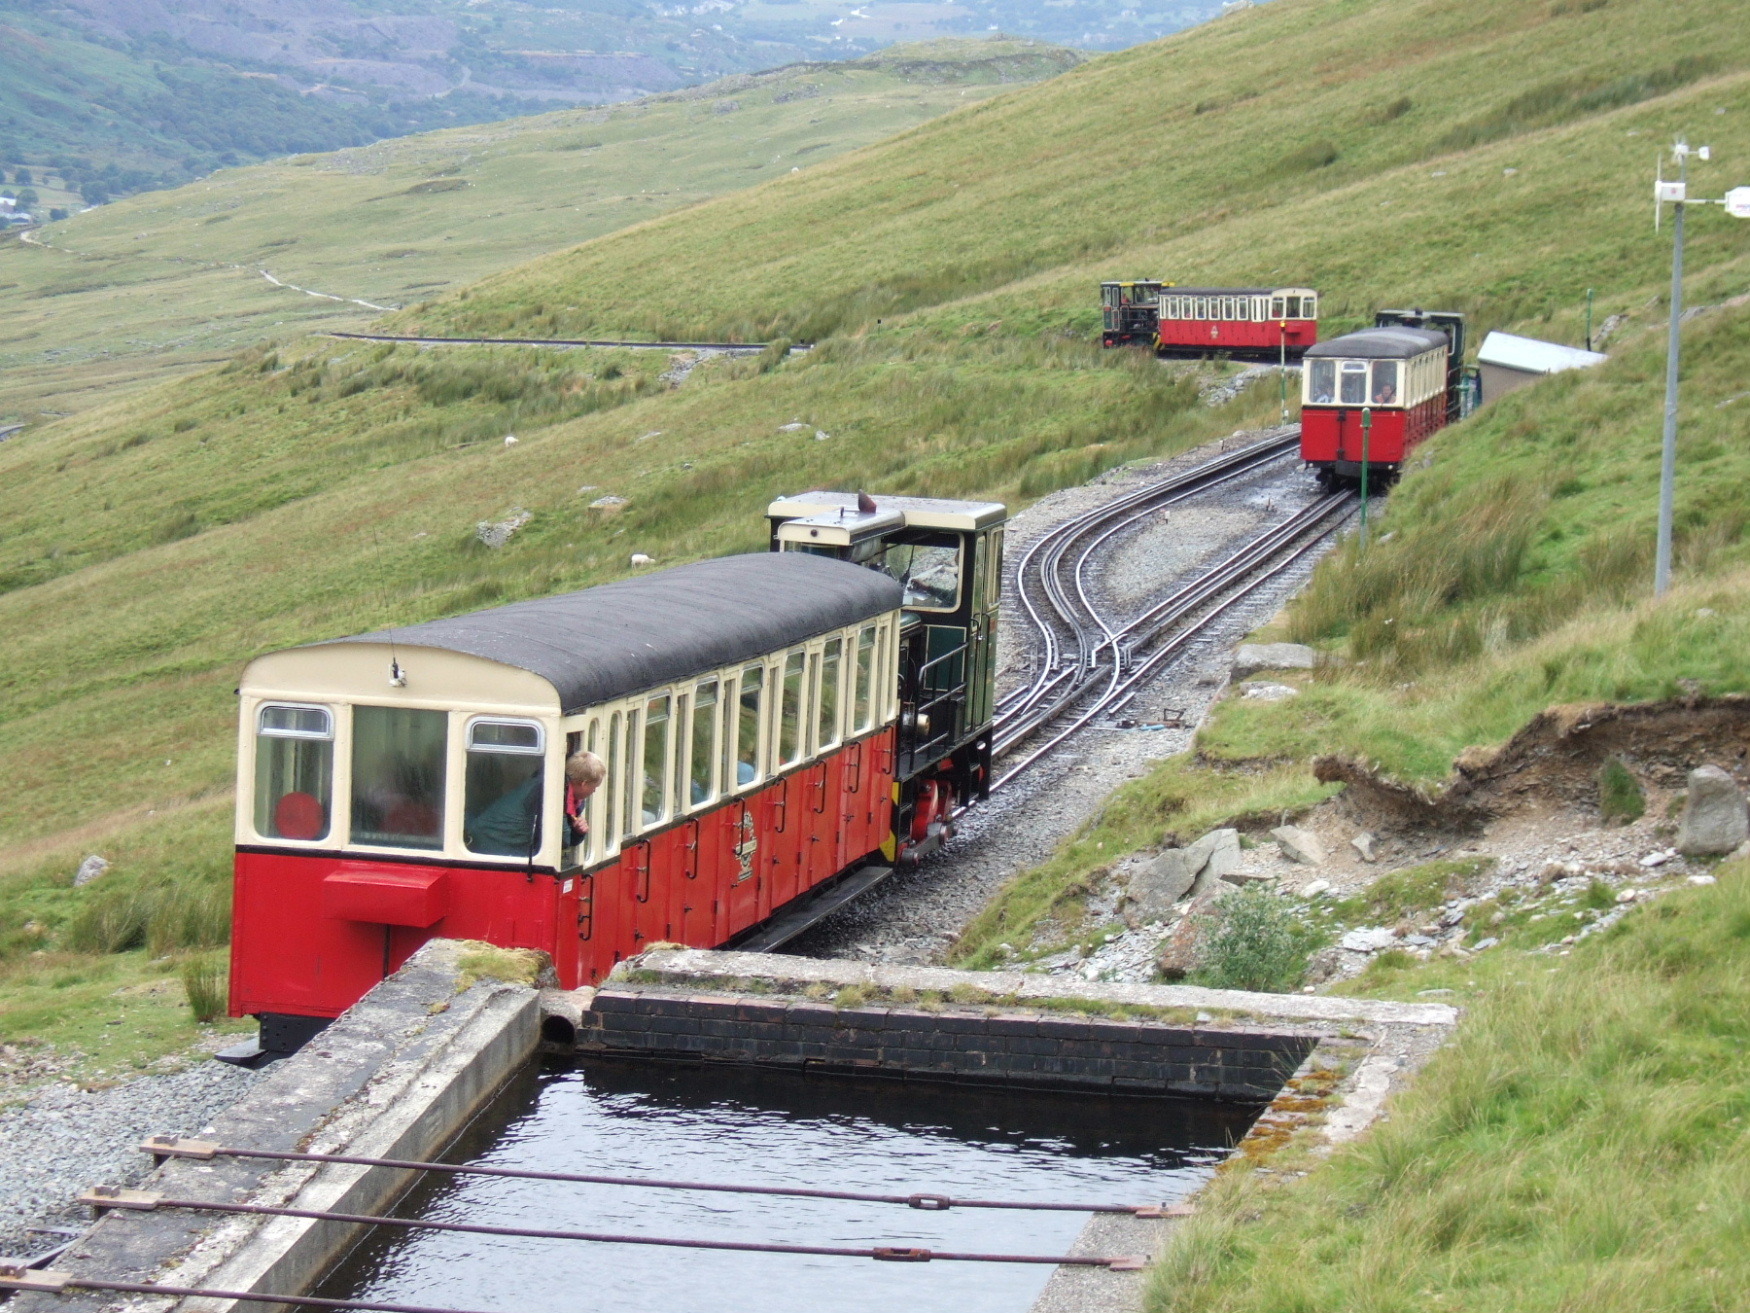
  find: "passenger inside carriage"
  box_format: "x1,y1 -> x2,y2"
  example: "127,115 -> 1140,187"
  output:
564,751 -> 606,846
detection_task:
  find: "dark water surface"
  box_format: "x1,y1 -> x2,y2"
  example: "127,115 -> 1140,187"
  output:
320,1058 -> 1259,1313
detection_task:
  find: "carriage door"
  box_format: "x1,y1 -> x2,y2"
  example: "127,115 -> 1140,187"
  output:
726,799 -> 760,931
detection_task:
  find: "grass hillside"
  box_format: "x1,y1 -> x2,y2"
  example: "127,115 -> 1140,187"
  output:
2,0 -> 1749,1102
0,39 -> 1078,418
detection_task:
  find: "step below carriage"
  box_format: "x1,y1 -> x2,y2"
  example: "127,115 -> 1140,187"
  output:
230,493 -> 1004,1054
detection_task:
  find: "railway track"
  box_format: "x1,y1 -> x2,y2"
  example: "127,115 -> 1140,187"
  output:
988,428 -> 1355,790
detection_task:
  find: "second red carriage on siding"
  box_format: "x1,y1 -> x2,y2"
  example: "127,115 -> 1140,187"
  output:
1155,287 -> 1319,360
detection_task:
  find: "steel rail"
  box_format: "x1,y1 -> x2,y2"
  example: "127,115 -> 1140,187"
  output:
77,1192 -> 1146,1269
0,1271 -> 519,1313
139,1138 -> 1161,1215
998,432 -> 1298,731
993,493 -> 1355,787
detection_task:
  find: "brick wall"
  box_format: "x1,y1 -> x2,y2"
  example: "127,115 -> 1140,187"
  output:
575,987 -> 1318,1101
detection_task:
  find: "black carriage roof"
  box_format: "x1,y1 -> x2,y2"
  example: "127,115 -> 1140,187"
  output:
320,552 -> 902,713
1161,286 -> 1276,296
1304,326 -> 1449,360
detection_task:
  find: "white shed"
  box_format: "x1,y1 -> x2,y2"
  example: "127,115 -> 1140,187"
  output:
1477,331 -> 1607,404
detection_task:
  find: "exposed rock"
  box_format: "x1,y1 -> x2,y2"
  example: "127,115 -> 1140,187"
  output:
1271,825 -> 1326,866
1156,892 -> 1219,979
1232,642 -> 1317,679
73,855 -> 110,887
1185,827 -> 1242,895
1351,832 -> 1378,863
1677,765 -> 1748,855
1220,870 -> 1276,885
1340,926 -> 1397,953
1241,681 -> 1300,701
588,495 -> 628,513
475,508 -> 531,548
1128,850 -> 1200,921
1298,878 -> 1332,898
1128,827 -> 1241,916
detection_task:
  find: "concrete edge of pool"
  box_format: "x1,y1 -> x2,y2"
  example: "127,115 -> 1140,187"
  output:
16,944 -> 1457,1313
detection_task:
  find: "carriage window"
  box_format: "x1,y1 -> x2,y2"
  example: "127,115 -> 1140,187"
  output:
463,718 -> 545,858
350,706 -> 446,850
1284,296 -> 1301,318
642,697 -> 670,827
1303,295 -> 1317,318
735,666 -> 763,786
1339,361 -> 1368,405
853,626 -> 876,732
1371,360 -> 1400,406
1307,359 -> 1336,403
818,638 -> 843,752
255,704 -> 333,842
690,680 -> 718,806
1271,297 -> 1286,319
1193,297 -> 1206,319
779,651 -> 806,765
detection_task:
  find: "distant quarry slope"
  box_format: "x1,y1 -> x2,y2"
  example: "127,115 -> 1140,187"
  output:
1,0 -> 1749,1073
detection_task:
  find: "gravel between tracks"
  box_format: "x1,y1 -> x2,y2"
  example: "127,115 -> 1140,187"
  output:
785,431 -> 1341,966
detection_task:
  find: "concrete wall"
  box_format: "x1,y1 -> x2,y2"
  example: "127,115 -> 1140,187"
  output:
17,940 -> 540,1313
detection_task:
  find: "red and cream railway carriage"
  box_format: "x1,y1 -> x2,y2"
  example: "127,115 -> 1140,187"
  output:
1298,319 -> 1456,487
231,494 -> 1003,1053
1154,287 -> 1319,360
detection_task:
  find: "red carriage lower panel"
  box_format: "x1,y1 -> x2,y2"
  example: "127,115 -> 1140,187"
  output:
231,852 -> 577,1019
233,728 -> 898,1019
1300,396 -> 1445,467
1158,317 -> 1316,354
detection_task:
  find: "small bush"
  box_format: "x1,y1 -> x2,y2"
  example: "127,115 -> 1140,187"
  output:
1598,757 -> 1645,825
1276,140 -> 1338,173
180,951 -> 229,1023
1191,885 -> 1320,993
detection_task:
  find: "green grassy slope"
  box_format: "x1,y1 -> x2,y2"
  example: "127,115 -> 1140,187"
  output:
0,39 -> 1078,418
3,0 -> 1750,1073
1151,864 -> 1750,1313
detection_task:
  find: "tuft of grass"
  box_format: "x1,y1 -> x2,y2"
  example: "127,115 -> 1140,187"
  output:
1332,858 -> 1494,925
1598,757 -> 1646,824
1148,866 -> 1750,1313
454,943 -> 545,991
1191,885 -> 1321,993
179,951 -> 228,1024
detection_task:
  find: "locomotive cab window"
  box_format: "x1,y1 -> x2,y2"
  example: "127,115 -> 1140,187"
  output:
463,718 -> 546,858
351,706 -> 447,851
254,704 -> 333,842
877,537 -> 962,613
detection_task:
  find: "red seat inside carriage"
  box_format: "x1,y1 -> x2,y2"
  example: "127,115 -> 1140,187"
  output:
274,791 -> 326,841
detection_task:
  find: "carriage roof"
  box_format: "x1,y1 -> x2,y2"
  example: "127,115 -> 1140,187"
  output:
1304,326 -> 1449,360
312,552 -> 901,714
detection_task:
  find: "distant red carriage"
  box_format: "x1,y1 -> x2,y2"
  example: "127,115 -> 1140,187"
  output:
1154,286 -> 1319,360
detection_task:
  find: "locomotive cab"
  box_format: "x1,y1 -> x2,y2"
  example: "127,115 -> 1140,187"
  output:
1100,280 -> 1165,348
767,492 -> 1006,860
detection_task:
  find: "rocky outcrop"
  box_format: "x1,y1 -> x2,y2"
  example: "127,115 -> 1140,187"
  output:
1677,765 -> 1749,855
1232,642 -> 1317,680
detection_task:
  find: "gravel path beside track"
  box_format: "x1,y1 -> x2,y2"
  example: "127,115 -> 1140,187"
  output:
786,432 -> 1333,965
0,1058 -> 261,1259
